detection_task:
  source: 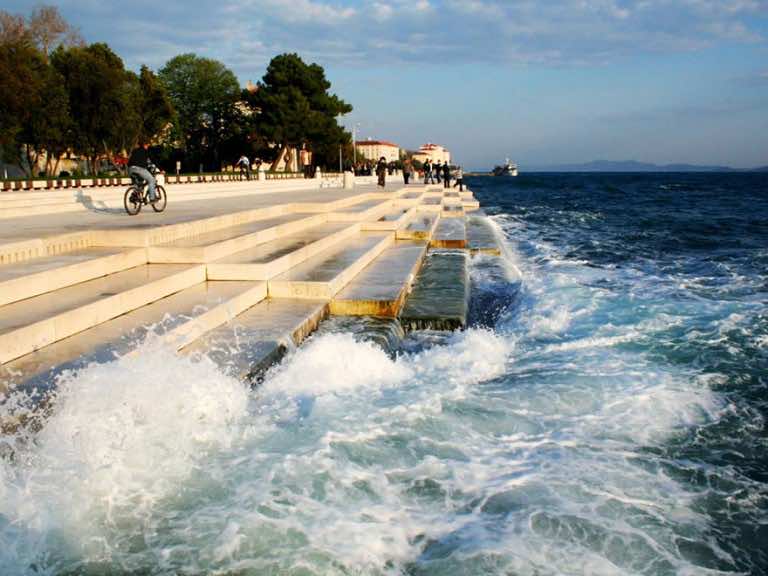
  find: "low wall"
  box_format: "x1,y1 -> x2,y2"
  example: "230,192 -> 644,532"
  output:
0,175 -> 377,220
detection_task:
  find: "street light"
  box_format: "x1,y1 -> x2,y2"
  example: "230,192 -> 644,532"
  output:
352,122 -> 361,168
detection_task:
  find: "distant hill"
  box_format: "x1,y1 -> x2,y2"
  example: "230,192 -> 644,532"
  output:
526,160 -> 741,172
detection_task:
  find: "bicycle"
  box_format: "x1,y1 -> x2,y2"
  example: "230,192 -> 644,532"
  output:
123,167 -> 167,215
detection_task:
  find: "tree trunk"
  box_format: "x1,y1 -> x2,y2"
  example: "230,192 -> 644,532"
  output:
270,144 -> 288,172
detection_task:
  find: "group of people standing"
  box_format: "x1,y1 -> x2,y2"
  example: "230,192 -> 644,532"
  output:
418,159 -> 465,191
371,156 -> 466,191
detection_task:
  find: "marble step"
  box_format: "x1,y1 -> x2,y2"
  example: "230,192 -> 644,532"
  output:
400,250 -> 470,331
207,222 -> 359,280
0,280 -> 265,393
397,212 -> 440,241
328,198 -> 390,221
467,214 -> 502,255
148,212 -> 324,263
431,218 -> 467,249
182,298 -> 329,382
268,232 -> 392,299
0,247 -> 147,307
330,240 -> 428,317
0,264 -> 205,363
362,206 -> 414,231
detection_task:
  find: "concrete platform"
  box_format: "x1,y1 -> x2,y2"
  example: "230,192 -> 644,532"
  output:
431,218 -> 467,249
0,247 -> 146,306
0,264 -> 204,363
328,198 -> 390,221
207,221 -> 358,281
269,232 -> 392,299
362,206 -> 414,231
467,214 -> 502,255
400,250 -> 470,331
183,298 -> 329,381
331,240 -> 427,317
397,212 -> 440,241
147,212 -> 324,263
0,280 -> 264,392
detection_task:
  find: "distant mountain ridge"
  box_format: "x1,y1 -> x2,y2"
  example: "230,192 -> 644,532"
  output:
522,160 -> 768,173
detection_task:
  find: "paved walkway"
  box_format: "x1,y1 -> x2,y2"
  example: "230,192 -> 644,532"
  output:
0,182 -> 407,245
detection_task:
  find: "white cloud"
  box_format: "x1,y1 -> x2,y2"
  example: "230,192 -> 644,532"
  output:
372,2 -> 394,21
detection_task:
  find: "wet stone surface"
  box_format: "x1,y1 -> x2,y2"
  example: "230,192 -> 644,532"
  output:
399,250 -> 469,331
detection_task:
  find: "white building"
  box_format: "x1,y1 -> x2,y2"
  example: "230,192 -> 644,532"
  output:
355,139 -> 401,163
412,143 -> 451,165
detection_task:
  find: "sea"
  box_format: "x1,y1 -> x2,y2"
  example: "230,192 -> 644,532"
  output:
0,172 -> 766,575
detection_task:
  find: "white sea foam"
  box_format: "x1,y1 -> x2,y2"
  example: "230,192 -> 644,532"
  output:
0,343 -> 249,574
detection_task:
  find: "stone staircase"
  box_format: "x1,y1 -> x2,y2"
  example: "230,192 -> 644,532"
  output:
0,183 -> 494,390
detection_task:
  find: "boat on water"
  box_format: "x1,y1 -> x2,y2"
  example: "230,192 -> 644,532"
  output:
492,159 -> 518,176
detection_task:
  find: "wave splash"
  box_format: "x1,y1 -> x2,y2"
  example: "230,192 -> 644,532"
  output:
0,204 -> 746,575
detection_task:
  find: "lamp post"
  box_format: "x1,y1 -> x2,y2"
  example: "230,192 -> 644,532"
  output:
352,122 -> 360,168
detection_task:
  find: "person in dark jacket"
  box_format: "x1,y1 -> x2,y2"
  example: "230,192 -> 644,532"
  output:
376,156 -> 387,187
434,160 -> 442,183
127,143 -> 157,202
443,162 -> 451,188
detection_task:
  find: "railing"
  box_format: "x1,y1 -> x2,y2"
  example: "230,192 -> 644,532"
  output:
0,170 -> 316,191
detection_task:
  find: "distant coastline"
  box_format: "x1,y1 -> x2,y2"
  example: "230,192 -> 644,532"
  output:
470,160 -> 768,174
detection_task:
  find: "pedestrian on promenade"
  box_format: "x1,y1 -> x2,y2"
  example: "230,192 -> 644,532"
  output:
236,154 -> 250,180
453,166 -> 464,191
376,156 -> 387,187
423,159 -> 431,184
403,159 -> 412,184
443,162 -> 451,188
434,160 -> 442,183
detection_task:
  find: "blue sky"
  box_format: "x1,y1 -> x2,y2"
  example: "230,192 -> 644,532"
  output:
9,0 -> 768,168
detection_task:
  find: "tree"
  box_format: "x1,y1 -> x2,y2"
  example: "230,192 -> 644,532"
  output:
159,53 -> 241,170
135,65 -> 175,146
19,64 -> 72,176
0,26 -> 46,172
252,53 -> 352,170
29,4 -> 82,62
52,43 -> 133,174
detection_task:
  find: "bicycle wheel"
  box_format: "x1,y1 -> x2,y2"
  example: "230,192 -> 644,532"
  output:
124,186 -> 142,215
151,185 -> 167,212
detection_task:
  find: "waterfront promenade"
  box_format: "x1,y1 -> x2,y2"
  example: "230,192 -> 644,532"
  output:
0,176 -> 493,394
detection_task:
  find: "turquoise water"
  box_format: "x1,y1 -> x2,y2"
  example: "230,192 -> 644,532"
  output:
0,173 -> 766,574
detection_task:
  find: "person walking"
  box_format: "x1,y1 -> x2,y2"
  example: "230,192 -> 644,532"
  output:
376,156 -> 387,187
443,161 -> 451,188
403,159 -> 412,184
453,166 -> 464,191
434,160 -> 442,183
423,159 -> 432,185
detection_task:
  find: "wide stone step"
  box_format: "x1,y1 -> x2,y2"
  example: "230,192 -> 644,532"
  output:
0,247 -> 147,307
467,214 -> 501,255
0,280 -> 265,393
207,221 -> 358,280
362,207 -> 414,231
330,240 -> 427,317
328,198 -> 390,221
400,250 -> 470,331
269,232 -> 392,299
147,212 -> 324,263
431,218 -> 467,249
397,212 -> 440,241
0,264 -> 205,363
183,298 -> 329,381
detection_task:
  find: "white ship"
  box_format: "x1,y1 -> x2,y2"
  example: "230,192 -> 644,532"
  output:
492,158 -> 518,177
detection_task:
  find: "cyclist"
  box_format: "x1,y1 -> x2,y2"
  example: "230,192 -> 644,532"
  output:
127,142 -> 158,203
